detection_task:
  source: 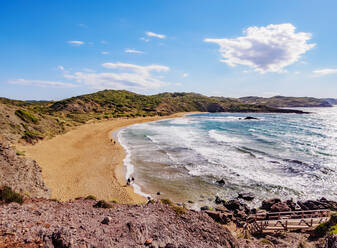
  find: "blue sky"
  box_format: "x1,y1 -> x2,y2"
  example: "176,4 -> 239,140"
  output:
1,0 -> 337,100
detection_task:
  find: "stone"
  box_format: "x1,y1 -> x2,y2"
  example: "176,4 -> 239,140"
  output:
214,206 -> 229,213
216,179 -> 226,185
200,206 -> 209,211
270,202 -> 291,212
224,200 -> 243,211
215,196 -> 224,205
238,192 -> 255,201
244,116 -> 258,120
325,234 -> 337,248
101,217 -> 112,225
205,211 -> 231,224
261,198 -> 281,211
145,238 -> 153,246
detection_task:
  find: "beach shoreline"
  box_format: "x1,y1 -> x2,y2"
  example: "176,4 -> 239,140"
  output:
18,112 -> 196,203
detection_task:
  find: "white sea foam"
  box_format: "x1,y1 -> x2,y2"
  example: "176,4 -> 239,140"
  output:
208,129 -> 243,143
118,110 -> 337,203
117,129 -> 150,198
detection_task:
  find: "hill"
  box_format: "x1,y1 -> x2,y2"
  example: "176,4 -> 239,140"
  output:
238,96 -> 333,107
0,90 -> 306,144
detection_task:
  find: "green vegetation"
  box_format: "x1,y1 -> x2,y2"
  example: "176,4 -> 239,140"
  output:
16,150 -> 25,156
93,200 -> 113,209
160,198 -> 173,205
312,214 -> 337,238
160,198 -> 186,215
23,130 -> 43,143
0,90 -> 306,144
15,109 -> 39,124
85,195 -> 97,200
0,186 -> 24,204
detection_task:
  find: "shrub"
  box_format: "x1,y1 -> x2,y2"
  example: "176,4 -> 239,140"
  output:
171,205 -> 186,215
15,109 -> 39,124
16,150 -> 25,156
0,186 -> 24,204
160,198 -> 173,205
93,200 -> 112,209
85,195 -> 97,200
22,130 -> 43,143
160,198 -> 186,215
312,214 -> 337,238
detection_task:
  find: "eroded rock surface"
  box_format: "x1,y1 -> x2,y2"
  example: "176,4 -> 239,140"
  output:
0,138 -> 50,198
0,199 -> 239,248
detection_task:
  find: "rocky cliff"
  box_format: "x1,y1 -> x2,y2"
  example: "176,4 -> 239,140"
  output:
0,138 -> 50,198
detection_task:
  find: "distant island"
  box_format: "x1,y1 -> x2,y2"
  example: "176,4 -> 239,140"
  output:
238,95 -> 336,108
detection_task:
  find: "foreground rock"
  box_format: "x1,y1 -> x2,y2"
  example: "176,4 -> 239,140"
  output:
0,198 -> 239,247
0,138 -> 50,198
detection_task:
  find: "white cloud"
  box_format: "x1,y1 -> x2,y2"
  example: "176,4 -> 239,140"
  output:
182,73 -> 189,77
101,51 -> 110,55
101,40 -> 108,45
140,37 -> 150,42
64,62 -> 170,91
204,23 -> 315,73
57,65 -> 65,71
8,79 -> 77,88
67,40 -> 84,46
313,68 -> 337,76
145,31 -> 166,39
125,48 -> 144,54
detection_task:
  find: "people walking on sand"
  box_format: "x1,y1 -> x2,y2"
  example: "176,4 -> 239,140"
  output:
127,178 -> 131,185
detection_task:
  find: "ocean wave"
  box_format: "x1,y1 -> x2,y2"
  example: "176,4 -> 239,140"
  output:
208,129 -> 243,143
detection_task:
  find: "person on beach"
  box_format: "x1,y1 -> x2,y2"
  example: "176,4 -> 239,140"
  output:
127,178 -> 131,185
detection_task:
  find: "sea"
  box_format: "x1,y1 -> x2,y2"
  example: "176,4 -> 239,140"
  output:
118,107 -> 337,207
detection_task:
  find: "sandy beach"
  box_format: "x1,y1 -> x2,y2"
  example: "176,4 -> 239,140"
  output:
18,113 -> 191,203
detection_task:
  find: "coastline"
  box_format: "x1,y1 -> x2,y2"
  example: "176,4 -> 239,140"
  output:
18,112 -> 196,203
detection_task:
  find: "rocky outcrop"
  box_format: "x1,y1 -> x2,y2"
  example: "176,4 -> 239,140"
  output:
326,235 -> 337,248
0,138 -> 50,198
0,199 -> 239,248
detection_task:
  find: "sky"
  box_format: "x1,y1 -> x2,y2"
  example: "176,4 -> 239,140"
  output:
1,0 -> 337,100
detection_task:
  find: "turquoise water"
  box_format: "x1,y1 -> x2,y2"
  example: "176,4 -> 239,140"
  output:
118,107 -> 337,205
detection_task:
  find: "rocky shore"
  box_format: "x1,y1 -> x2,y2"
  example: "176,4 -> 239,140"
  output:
0,192 -> 337,247
200,194 -> 337,226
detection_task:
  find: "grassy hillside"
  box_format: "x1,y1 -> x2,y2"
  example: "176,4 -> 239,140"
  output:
239,96 -> 332,107
0,90 -> 306,144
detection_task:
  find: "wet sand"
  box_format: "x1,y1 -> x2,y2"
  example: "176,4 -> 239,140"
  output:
19,113 -> 192,203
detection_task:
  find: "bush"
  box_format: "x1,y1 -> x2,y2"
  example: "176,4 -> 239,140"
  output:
0,186 -> 24,204
15,109 -> 39,124
171,205 -> 186,215
160,198 -> 186,215
93,200 -> 112,209
160,198 -> 173,205
312,214 -> 337,238
22,130 -> 43,143
85,195 -> 97,200
16,150 -> 25,156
